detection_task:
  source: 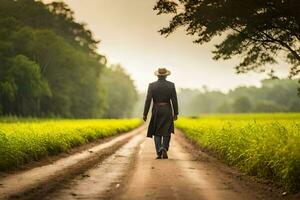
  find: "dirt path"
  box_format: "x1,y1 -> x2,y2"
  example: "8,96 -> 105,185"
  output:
0,126 -> 145,200
111,131 -> 284,200
1,128 -> 294,200
44,134 -> 144,200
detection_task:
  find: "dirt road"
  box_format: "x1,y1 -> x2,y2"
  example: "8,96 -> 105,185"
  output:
1,128 -> 293,200
111,131 -> 284,200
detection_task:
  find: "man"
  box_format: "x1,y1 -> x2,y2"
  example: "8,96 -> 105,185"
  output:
143,67 -> 179,159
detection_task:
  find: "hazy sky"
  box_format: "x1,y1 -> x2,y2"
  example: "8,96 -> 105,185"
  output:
47,0 -> 288,92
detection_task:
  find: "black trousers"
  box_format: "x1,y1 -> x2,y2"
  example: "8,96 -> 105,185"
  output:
154,135 -> 171,156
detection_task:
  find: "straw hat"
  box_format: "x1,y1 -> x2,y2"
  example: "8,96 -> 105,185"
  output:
154,67 -> 171,76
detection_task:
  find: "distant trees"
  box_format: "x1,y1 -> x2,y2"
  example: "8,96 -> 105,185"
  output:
177,88 -> 200,115
191,91 -> 226,114
173,79 -> 300,115
101,65 -> 138,118
253,100 -> 284,113
0,0 -> 137,118
232,96 -> 252,113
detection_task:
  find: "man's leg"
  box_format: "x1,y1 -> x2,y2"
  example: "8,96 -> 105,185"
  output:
161,135 -> 171,159
162,135 -> 171,151
153,135 -> 162,157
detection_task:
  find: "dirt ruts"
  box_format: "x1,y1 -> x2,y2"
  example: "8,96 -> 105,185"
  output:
0,125 -> 146,200
1,126 -> 299,200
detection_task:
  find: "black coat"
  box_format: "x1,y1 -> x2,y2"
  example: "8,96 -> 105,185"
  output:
143,78 -> 179,138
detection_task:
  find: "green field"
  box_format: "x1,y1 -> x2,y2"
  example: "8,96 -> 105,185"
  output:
175,113 -> 300,192
0,119 -> 142,170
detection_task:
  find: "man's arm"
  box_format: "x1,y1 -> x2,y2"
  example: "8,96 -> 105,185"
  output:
171,83 -> 178,120
143,83 -> 152,121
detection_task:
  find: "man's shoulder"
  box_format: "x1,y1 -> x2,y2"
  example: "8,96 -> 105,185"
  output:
166,80 -> 175,85
149,81 -> 156,86
164,80 -> 175,87
150,80 -> 175,87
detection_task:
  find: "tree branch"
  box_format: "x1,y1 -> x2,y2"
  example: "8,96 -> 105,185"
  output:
261,31 -> 300,62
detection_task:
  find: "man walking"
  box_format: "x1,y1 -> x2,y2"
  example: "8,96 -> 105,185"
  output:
143,67 -> 179,159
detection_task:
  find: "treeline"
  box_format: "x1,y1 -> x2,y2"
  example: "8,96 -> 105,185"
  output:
0,0 -> 137,118
178,79 -> 300,116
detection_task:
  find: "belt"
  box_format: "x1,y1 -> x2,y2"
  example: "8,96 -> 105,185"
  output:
154,102 -> 169,106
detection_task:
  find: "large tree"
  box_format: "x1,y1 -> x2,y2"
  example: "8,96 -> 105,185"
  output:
0,0 -> 138,118
0,55 -> 50,116
154,0 -> 300,77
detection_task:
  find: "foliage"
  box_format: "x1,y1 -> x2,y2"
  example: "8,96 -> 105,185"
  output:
0,0 -> 101,56
154,0 -> 300,77
0,55 -> 50,115
101,65 -> 138,118
176,114 -> 300,191
253,100 -> 285,112
176,79 -> 300,115
0,0 -> 137,118
131,92 -> 146,117
0,118 -> 142,170
232,96 -> 252,113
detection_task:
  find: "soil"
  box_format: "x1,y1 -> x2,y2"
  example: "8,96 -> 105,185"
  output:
109,130 -> 287,200
0,127 -> 299,200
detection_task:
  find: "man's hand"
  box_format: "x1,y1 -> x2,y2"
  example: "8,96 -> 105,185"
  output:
143,115 -> 147,121
173,115 -> 178,121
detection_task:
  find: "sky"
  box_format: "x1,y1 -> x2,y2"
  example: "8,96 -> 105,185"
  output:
46,0 -> 288,93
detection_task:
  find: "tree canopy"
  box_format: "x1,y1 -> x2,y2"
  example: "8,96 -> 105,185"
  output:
0,0 -> 137,118
154,0 -> 300,77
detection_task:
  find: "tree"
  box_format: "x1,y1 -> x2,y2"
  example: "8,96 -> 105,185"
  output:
232,96 -> 252,113
154,0 -> 300,77
217,101 -> 232,113
177,88 -> 200,116
101,65 -> 138,118
0,0 -> 103,59
134,78 -> 300,116
0,0 -> 138,118
191,90 -> 226,114
253,100 -> 285,112
6,26 -> 105,117
131,92 -> 146,117
289,99 -> 300,112
0,55 -> 50,116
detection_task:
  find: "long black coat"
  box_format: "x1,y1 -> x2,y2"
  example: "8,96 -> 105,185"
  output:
143,78 -> 179,138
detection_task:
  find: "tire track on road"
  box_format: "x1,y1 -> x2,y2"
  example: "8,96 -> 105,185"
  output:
0,125 -> 145,200
45,134 -> 145,200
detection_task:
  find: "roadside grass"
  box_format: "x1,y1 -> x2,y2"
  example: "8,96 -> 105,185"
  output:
175,113 -> 300,192
0,118 -> 142,170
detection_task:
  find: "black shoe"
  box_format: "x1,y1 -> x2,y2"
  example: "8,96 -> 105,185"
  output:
156,150 -> 162,159
162,148 -> 168,159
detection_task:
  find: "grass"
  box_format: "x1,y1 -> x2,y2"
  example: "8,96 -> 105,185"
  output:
0,118 -> 142,170
175,113 -> 300,192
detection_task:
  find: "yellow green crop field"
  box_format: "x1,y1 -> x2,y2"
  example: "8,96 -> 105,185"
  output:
0,118 -> 142,170
175,113 -> 300,192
